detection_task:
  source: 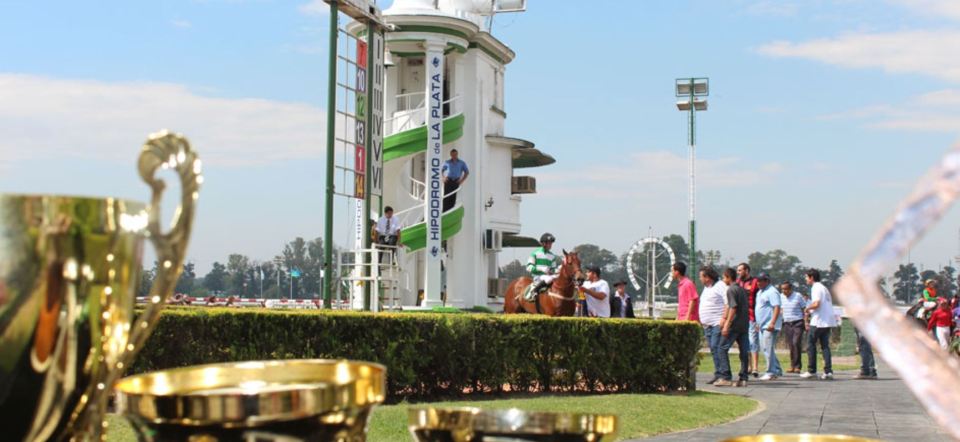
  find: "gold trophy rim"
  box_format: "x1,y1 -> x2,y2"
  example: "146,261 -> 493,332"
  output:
115,359 -> 387,427
408,407 -> 619,436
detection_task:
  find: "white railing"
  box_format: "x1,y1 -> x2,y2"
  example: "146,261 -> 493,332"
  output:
385,95 -> 462,136
336,246 -> 402,312
392,184 -> 463,230
395,91 -> 426,113
409,177 -> 426,201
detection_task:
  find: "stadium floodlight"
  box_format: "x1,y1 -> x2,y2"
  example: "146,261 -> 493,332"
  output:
675,77 -> 709,286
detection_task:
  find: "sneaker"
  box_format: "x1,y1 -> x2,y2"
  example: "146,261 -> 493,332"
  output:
751,371 -> 759,378
853,373 -> 874,380
713,379 -> 734,387
820,373 -> 834,380
758,373 -> 778,381
706,377 -> 719,385
736,379 -> 748,387
799,372 -> 815,379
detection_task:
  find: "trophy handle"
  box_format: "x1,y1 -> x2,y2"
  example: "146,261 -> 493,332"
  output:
127,130 -> 201,360
69,130 -> 202,441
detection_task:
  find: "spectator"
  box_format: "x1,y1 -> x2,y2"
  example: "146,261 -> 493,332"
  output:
675,262 -> 699,322
854,327 -> 878,380
779,281 -> 807,373
736,263 -> 761,378
715,267 -> 751,387
755,273 -> 783,380
580,265 -> 610,318
928,299 -> 954,350
442,149 -> 469,211
610,280 -> 634,318
801,269 -> 837,380
698,267 -> 727,385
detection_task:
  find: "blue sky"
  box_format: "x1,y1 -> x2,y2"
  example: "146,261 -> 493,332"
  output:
3,0 -> 960,277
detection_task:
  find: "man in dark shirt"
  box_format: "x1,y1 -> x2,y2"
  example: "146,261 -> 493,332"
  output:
737,262 -> 761,377
716,267 -> 751,387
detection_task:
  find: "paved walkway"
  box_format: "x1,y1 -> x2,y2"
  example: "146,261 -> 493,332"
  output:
633,362 -> 947,442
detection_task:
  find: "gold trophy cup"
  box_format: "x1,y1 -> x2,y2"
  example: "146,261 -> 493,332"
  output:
0,130 -> 201,441
115,359 -> 387,441
409,408 -> 618,441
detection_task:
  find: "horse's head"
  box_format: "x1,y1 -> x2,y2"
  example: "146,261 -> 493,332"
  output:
560,249 -> 583,281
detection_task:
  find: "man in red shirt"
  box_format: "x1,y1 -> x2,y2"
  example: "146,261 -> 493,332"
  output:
675,262 -> 699,322
737,263 -> 760,377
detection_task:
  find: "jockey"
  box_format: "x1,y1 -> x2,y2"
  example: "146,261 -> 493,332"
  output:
525,233 -> 561,300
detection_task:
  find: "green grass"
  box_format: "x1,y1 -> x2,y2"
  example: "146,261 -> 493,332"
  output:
107,392 -> 756,441
697,351 -> 859,374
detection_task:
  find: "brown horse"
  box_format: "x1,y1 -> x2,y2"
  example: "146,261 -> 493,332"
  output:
503,250 -> 582,316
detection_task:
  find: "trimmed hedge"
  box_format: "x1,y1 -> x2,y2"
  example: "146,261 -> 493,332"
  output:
131,308 -> 701,400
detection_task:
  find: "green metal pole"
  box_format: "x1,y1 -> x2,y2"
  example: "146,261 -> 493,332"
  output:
688,80 -> 697,284
322,0 -> 338,309
363,22 -> 377,311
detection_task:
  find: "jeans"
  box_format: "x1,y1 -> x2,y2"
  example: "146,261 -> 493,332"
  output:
856,328 -> 876,376
703,325 -> 722,379
748,320 -> 760,353
807,326 -> 833,374
783,319 -> 805,370
718,330 -> 751,381
761,328 -> 783,376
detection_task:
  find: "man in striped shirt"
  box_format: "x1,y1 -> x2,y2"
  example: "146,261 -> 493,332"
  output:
525,233 -> 561,300
779,281 -> 807,373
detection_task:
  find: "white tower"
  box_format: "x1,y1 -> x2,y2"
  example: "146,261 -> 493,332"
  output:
352,0 -> 553,309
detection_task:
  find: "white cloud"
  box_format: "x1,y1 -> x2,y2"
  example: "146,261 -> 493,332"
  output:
817,89 -> 960,133
299,0 -> 329,16
0,74 -> 326,168
758,30 -> 960,83
888,0 -> 960,21
170,19 -> 192,29
535,151 -> 783,200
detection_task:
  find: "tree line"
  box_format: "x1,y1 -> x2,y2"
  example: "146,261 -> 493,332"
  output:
499,234 -> 956,304
138,237 -> 338,299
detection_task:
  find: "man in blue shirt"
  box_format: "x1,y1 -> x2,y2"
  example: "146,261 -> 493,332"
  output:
755,273 -> 783,380
442,149 -> 469,212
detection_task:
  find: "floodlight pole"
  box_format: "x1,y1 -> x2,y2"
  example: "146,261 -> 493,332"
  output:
676,78 -> 707,286
686,81 -> 697,287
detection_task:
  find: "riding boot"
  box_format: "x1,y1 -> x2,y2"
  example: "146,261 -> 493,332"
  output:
526,280 -> 546,301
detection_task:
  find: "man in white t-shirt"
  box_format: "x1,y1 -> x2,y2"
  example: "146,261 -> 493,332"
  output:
800,268 -> 837,380
698,267 -> 728,384
580,265 -> 610,318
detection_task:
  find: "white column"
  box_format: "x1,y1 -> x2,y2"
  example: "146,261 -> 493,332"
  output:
423,40 -> 445,306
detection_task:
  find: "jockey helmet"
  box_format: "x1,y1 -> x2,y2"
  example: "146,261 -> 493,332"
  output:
540,233 -> 556,244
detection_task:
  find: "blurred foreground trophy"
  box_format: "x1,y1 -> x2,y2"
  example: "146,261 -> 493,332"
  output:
409,408 -> 618,441
0,130 -> 201,441
115,359 -> 387,441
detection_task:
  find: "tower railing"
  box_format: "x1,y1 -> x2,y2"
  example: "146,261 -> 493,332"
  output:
395,91 -> 426,112
385,95 -> 461,136
392,183 -> 462,229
